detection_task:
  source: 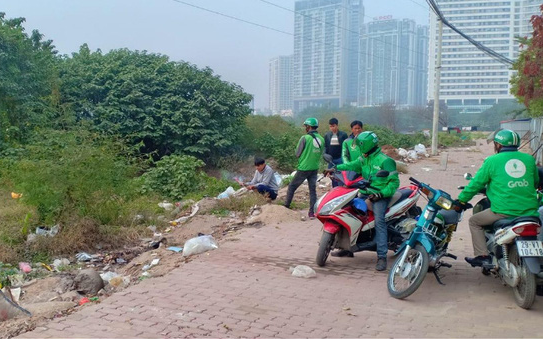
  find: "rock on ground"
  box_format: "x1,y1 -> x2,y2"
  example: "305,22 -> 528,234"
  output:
73,269 -> 104,295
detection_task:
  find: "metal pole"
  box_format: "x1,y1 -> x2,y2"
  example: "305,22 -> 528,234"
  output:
431,19 -> 443,156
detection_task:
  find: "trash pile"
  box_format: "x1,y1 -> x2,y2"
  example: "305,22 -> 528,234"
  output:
397,143 -> 429,163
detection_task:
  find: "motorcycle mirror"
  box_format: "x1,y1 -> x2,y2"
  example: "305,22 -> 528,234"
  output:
375,170 -> 389,178
323,153 -> 333,164
463,173 -> 473,180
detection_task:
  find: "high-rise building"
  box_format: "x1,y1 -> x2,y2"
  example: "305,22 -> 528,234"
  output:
269,55 -> 293,114
428,0 -> 541,113
358,18 -> 429,106
293,0 -> 364,113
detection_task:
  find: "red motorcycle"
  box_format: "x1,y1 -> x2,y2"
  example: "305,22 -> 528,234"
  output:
315,169 -> 421,266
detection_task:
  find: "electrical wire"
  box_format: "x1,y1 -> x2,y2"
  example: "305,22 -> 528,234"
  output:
171,0 -> 429,70
426,0 -> 514,65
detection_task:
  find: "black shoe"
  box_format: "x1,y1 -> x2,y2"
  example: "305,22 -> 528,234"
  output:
465,255 -> 491,267
331,250 -> 354,257
376,257 -> 387,271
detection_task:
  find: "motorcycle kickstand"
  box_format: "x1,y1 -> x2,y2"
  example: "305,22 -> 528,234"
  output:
432,261 -> 452,285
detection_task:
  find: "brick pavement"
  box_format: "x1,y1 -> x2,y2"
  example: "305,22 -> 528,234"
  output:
16,141 -> 543,338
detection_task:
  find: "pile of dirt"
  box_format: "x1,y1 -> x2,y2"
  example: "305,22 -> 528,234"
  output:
381,144 -> 401,160
246,204 -> 303,225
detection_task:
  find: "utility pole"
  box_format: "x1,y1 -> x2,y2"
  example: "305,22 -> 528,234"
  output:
431,18 -> 443,156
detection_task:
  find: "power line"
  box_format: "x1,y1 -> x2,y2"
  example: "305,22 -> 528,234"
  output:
170,0 -> 292,36
170,0 -> 423,69
426,0 -> 514,65
258,0 -> 427,58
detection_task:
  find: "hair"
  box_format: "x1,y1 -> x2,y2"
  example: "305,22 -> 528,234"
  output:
254,157 -> 265,166
329,118 -> 339,125
351,120 -> 363,128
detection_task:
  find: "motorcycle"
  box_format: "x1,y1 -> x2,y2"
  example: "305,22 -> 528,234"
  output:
464,172 -> 543,309
315,158 -> 421,267
388,177 -> 465,299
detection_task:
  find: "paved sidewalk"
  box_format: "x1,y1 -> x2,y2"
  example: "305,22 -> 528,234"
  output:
17,142 -> 543,338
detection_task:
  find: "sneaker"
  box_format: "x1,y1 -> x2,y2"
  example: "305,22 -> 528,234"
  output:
308,212 -> 316,220
465,255 -> 491,267
331,250 -> 354,257
376,257 -> 387,271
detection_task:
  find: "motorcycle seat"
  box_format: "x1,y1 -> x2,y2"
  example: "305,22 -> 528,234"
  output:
387,188 -> 414,208
491,216 -> 541,230
438,209 -> 461,224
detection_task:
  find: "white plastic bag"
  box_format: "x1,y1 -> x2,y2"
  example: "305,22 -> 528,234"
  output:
217,186 -> 235,199
182,235 -> 218,256
274,172 -> 283,187
290,265 -> 316,278
414,144 -> 427,155
398,148 -> 408,158
407,150 -> 418,161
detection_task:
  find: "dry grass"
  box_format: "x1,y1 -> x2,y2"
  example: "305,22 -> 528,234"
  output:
215,192 -> 268,214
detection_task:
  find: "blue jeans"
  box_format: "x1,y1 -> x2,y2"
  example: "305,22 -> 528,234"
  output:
372,197 -> 391,259
256,185 -> 277,200
328,158 -> 343,188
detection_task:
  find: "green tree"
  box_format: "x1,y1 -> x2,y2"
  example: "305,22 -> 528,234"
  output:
0,13 -> 59,145
511,5 -> 543,116
59,46 -> 253,161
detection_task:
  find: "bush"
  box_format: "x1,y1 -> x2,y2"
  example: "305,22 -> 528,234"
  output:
142,154 -> 206,201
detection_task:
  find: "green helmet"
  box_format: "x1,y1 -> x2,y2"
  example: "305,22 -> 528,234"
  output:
356,131 -> 379,154
494,129 -> 520,147
303,117 -> 319,127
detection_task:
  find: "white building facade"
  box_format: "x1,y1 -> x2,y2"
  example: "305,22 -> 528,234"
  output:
359,18 -> 429,107
269,55 -> 293,114
292,0 -> 364,112
428,0 -> 541,113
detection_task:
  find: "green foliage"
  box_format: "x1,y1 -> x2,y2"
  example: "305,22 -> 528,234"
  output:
0,128 -> 143,224
365,125 -> 427,149
437,132 -> 476,147
239,115 -> 303,171
0,262 -> 18,288
142,154 -> 206,200
59,46 -> 253,161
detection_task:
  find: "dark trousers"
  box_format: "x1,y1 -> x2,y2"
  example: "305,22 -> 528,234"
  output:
328,158 -> 343,188
372,197 -> 391,259
256,185 -> 277,200
284,169 -> 318,213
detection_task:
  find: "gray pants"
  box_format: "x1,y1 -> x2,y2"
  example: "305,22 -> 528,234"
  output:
469,209 -> 508,256
284,170 -> 318,213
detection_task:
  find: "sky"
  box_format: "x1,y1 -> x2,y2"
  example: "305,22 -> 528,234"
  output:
2,0 -> 430,109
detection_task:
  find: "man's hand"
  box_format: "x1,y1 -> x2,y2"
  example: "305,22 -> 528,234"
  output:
323,169 -> 336,177
247,185 -> 255,190
453,200 -> 472,211
368,192 -> 383,202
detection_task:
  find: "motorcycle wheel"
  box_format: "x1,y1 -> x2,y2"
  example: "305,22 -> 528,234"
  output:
316,232 -> 335,267
509,244 -> 536,309
387,244 -> 429,299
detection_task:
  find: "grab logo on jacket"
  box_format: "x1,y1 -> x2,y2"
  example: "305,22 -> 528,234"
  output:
505,159 -> 526,179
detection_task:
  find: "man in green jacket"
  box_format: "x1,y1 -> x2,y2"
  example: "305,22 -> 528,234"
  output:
458,129 -> 539,267
342,120 -> 364,163
327,131 -> 400,271
284,118 -> 325,219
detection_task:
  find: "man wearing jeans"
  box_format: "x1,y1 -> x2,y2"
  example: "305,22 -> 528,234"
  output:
284,118 -> 324,219
243,157 -> 279,200
324,118 -> 348,188
327,131 -> 399,271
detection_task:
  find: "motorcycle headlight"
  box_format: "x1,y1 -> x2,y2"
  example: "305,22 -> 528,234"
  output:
436,196 -> 453,210
319,195 -> 351,215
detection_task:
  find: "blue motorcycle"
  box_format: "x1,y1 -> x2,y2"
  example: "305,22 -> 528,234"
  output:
387,177 -> 467,299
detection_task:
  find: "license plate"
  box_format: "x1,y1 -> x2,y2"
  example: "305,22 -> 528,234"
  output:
516,240 -> 543,257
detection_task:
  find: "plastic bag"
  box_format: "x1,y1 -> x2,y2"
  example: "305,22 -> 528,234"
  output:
290,265 -> 316,278
398,148 -> 408,158
274,172 -> 283,187
217,186 -> 235,199
414,144 -> 427,155
407,150 -> 418,161
182,235 -> 218,256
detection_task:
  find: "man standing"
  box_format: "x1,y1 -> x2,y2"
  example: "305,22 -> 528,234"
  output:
284,117 -> 325,219
324,118 -> 348,187
242,157 -> 279,201
342,120 -> 364,163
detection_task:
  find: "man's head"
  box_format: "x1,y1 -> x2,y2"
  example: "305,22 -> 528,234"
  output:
329,118 -> 339,134
356,131 -> 379,156
350,120 -> 363,137
493,129 -> 520,153
254,157 -> 266,172
304,117 -> 319,132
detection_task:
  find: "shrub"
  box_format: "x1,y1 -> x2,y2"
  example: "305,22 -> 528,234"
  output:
142,154 -> 206,201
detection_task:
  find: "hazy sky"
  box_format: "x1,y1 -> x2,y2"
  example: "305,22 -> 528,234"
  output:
2,0 -> 430,109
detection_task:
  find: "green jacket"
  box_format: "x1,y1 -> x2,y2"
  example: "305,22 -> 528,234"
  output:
342,136 -> 361,163
337,147 -> 400,198
458,149 -> 539,217
295,131 -> 324,171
